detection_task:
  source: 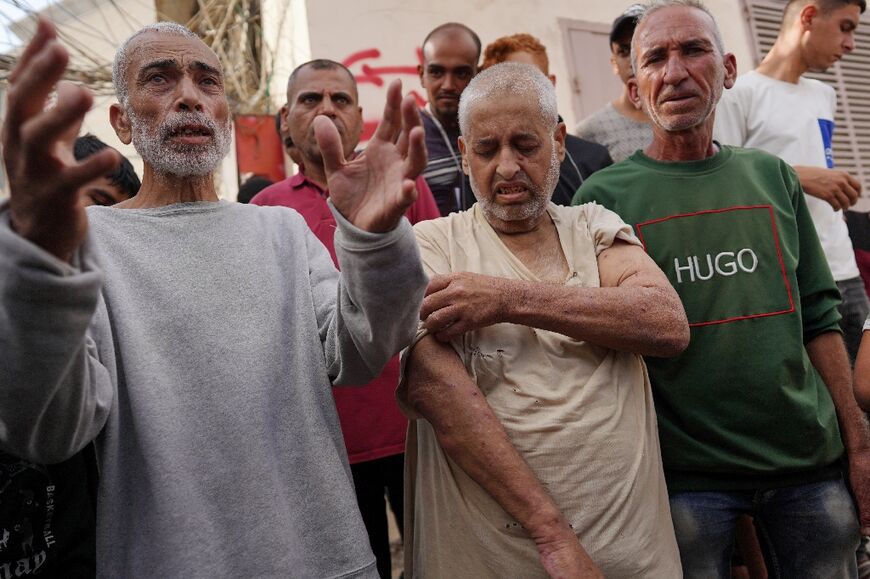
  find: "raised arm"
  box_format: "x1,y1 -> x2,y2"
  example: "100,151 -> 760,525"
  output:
308,78 -> 428,384
404,336 -> 603,579
0,20 -> 116,462
421,240 -> 689,356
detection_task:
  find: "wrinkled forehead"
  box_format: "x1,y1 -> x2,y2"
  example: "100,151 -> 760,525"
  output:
464,93 -> 551,139
126,32 -> 222,78
634,6 -> 718,54
289,66 -> 358,102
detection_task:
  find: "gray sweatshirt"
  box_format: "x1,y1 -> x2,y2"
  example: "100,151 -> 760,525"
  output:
0,200 -> 426,578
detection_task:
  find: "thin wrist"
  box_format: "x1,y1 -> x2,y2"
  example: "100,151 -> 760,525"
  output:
500,279 -> 525,325
525,504 -> 572,541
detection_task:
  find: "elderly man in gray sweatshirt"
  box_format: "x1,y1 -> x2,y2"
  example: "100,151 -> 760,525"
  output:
0,19 -> 426,579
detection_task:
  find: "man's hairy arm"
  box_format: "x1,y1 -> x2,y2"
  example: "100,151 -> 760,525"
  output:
405,336 -> 603,578
793,166 -> 860,211
422,240 -> 689,356
805,331 -> 870,535
855,332 -> 870,412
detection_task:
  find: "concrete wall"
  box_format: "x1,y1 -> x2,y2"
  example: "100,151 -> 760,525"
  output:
303,0 -> 757,134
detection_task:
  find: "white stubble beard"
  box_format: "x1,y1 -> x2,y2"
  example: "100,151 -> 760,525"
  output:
128,108 -> 233,177
470,144 -> 561,225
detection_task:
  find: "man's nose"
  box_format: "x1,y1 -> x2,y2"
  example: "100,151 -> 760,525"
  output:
442,73 -> 457,92
317,96 -> 337,117
495,148 -> 520,180
662,55 -> 689,84
844,32 -> 856,53
175,76 -> 204,112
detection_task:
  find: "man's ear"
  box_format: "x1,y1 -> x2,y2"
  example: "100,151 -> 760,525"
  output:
279,104 -> 290,135
800,4 -> 819,30
418,63 -> 425,84
458,136 -> 470,175
109,103 -> 132,145
554,122 -> 566,162
627,78 -> 642,110
723,52 -> 738,90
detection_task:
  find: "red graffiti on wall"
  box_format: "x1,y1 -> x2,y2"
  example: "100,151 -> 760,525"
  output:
342,48 -> 428,141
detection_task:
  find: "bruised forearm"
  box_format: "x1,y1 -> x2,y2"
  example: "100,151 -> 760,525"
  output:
405,335 -> 580,544
502,276 -> 688,357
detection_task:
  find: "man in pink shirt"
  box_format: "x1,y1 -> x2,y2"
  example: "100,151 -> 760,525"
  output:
252,59 -> 439,578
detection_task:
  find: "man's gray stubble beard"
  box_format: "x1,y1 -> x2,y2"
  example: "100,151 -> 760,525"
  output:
469,145 -> 560,224
129,108 -> 233,177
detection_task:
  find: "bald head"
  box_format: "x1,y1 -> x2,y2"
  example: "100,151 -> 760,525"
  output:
458,62 -> 558,136
422,23 -> 482,61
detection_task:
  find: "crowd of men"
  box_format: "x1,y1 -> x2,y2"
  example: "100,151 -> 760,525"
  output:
2,0 -> 870,578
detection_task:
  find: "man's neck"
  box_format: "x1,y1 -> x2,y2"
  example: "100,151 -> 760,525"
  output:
300,161 -> 328,191
117,167 -> 219,208
644,119 -> 718,162
611,88 -> 649,123
432,109 -> 460,134
756,38 -> 807,84
490,210 -> 569,282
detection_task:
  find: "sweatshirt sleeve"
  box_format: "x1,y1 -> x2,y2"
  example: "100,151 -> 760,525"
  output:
0,208 -> 114,463
310,203 -> 427,385
785,165 -> 843,341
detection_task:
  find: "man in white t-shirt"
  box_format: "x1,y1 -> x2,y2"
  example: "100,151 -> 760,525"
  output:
714,0 -> 868,362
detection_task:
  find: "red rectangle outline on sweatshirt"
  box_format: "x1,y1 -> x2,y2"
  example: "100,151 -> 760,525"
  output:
635,205 -> 795,327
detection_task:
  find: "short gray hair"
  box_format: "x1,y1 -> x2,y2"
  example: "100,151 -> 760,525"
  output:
630,0 -> 726,72
458,62 -> 558,136
112,22 -> 202,107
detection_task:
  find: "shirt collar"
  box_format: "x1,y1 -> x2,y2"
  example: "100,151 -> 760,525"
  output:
290,150 -> 361,194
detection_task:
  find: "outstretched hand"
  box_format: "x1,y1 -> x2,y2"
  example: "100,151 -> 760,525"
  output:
3,19 -> 119,262
314,79 -> 426,233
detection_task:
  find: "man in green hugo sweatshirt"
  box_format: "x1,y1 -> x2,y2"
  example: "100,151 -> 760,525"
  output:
574,1 -> 870,577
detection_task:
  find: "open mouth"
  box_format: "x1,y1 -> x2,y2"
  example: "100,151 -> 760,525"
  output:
169,125 -> 211,137
495,183 -> 530,202
167,124 -> 213,144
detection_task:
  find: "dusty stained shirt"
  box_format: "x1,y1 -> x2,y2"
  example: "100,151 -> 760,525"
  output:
398,202 -> 682,579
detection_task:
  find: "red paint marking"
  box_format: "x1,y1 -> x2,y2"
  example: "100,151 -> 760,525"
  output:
362,64 -> 419,76
342,48 -> 380,68
340,46 -> 427,141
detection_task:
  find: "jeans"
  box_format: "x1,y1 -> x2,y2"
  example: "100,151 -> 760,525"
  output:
837,276 -> 870,364
670,478 -> 860,579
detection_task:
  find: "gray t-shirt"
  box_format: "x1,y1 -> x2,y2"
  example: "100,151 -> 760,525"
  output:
0,200 -> 426,578
575,103 -> 653,163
